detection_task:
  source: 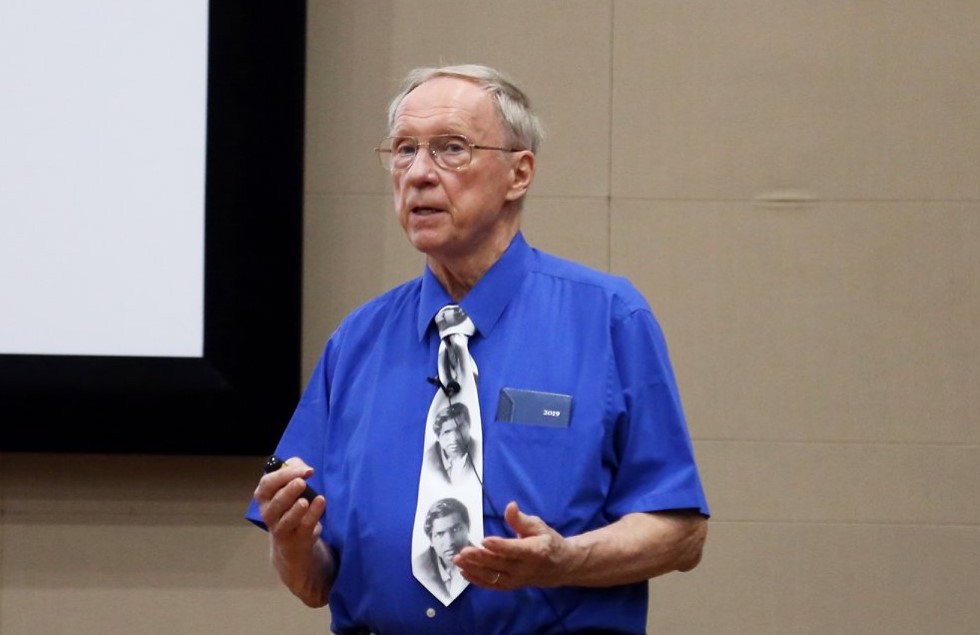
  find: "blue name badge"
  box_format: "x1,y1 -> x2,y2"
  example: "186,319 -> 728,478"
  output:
496,388 -> 573,427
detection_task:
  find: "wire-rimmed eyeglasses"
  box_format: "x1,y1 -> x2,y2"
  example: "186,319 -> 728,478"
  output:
375,134 -> 521,172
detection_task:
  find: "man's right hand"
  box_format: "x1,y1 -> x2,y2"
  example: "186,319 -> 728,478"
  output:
253,457 -> 333,607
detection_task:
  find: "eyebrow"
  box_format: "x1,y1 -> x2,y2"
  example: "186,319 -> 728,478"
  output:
390,130 -> 469,138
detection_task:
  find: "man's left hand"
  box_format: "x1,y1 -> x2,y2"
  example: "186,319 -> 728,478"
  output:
454,500 -> 577,590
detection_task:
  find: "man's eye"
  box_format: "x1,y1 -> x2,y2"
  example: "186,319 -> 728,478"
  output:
392,140 -> 417,155
442,140 -> 467,154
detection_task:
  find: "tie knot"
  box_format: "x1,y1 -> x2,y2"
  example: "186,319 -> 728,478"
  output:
435,304 -> 475,339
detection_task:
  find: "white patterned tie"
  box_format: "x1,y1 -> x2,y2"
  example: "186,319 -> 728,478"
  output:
411,305 -> 484,605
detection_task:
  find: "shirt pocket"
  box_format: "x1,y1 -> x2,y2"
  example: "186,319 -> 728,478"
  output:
495,387 -> 573,427
484,389 -> 606,531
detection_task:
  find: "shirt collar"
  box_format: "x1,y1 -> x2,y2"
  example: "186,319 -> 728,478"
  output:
417,232 -> 534,341
435,550 -> 455,586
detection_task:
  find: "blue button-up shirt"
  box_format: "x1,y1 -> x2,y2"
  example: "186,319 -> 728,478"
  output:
247,232 -> 708,635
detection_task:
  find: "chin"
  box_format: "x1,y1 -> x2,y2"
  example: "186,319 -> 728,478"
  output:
407,232 -> 448,256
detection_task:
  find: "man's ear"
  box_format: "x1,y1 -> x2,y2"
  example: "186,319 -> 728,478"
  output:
505,151 -> 535,202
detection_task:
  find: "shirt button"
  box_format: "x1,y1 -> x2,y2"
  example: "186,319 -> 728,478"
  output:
426,607 -> 437,618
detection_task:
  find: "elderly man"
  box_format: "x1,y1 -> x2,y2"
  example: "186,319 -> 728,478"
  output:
250,64 -> 709,635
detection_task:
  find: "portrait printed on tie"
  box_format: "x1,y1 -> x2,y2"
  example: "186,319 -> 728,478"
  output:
440,338 -> 465,385
423,402 -> 480,485
412,496 -> 482,606
435,305 -> 467,330
412,497 -> 476,603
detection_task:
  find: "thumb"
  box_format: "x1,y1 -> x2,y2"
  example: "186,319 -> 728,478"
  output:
504,501 -> 546,538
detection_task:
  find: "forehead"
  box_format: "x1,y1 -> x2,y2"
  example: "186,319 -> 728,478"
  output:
392,76 -> 499,137
432,513 -> 464,530
438,417 -> 460,431
437,411 -> 468,428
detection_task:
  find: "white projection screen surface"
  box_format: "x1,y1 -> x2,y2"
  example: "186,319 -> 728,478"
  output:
0,1 -> 208,358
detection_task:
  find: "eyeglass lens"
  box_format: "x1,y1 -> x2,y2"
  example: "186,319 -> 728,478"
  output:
382,135 -> 472,171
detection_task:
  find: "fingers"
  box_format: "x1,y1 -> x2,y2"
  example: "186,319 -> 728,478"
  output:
503,500 -> 548,539
254,457 -> 323,532
272,494 -> 326,540
491,502 -> 549,542
503,501 -> 523,532
455,549 -> 515,590
255,456 -> 311,499
454,501 -> 567,590
456,538 -> 545,590
476,567 -> 511,590
254,459 -> 325,568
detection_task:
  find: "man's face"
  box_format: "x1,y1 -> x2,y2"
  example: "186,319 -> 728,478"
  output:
389,76 -> 527,264
437,415 -> 470,459
429,512 -> 469,564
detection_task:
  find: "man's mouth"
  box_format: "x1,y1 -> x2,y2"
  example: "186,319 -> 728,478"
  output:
412,206 -> 442,215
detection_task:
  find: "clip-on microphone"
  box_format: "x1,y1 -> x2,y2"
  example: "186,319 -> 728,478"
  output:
426,376 -> 461,398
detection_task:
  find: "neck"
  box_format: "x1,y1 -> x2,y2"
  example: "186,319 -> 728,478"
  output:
428,225 -> 519,301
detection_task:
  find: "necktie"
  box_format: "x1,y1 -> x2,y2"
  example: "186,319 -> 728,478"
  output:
412,305 -> 484,605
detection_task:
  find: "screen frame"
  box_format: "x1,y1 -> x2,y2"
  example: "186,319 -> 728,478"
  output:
0,1 -> 306,456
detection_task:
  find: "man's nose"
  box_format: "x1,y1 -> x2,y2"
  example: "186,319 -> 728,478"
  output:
404,147 -> 439,181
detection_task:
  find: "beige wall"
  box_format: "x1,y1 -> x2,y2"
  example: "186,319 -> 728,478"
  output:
3,1 -> 979,633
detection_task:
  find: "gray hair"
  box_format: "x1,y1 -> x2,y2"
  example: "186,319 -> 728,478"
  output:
386,64 -> 544,153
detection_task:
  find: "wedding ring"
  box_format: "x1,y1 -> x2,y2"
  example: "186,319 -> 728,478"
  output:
491,571 -> 501,585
